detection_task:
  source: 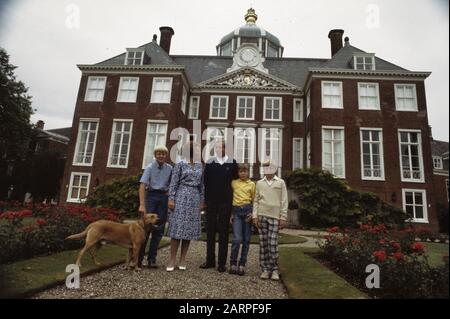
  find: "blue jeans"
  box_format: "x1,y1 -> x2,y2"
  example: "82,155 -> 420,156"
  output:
229,204 -> 252,267
138,191 -> 168,264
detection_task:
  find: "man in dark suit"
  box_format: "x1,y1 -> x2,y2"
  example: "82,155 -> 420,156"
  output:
201,140 -> 238,272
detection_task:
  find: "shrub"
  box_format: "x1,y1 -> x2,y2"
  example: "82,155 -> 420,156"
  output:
284,168 -> 409,228
436,201 -> 449,234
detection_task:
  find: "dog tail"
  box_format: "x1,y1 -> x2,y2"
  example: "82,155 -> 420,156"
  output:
65,228 -> 89,240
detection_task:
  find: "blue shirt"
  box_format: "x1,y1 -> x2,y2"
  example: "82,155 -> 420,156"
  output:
140,161 -> 173,191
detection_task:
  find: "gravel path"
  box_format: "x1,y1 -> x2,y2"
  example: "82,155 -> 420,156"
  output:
34,240 -> 288,299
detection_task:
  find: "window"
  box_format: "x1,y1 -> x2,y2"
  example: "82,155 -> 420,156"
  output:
125,50 -> 144,66
395,84 -> 418,111
354,55 -> 375,70
234,128 -> 256,177
402,189 -> 428,223
209,96 -> 228,119
107,120 -> 133,168
142,121 -> 168,168
221,41 -> 232,56
267,43 -> 279,57
260,128 -> 282,176
321,81 -> 343,109
117,77 -> 139,102
85,76 -> 106,102
206,127 -> 227,158
181,87 -> 187,114
73,120 -> 99,166
306,91 -> 311,117
67,172 -> 91,203
263,97 -> 282,121
322,127 -> 345,178
189,96 -> 200,119
293,99 -> 303,122
306,132 -> 311,168
398,130 -> 424,182
236,96 -> 255,120
150,78 -> 172,104
360,129 -> 384,180
292,138 -> 303,170
358,83 -> 380,110
433,156 -> 443,169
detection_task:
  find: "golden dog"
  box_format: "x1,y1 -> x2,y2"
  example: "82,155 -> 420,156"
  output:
66,214 -> 158,270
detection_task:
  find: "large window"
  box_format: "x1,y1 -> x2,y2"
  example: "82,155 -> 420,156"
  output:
322,127 -> 345,178
398,130 -> 424,182
206,127 -> 227,158
402,189 -> 428,223
433,156 -> 443,169
358,83 -> 380,110
221,41 -> 232,56
209,96 -> 228,119
189,96 -> 200,119
292,138 -> 303,170
306,91 -> 311,117
234,128 -> 256,177
117,77 -> 139,103
67,172 -> 91,203
354,55 -> 375,70
142,121 -> 168,168
150,78 -> 172,104
236,96 -> 255,120
360,129 -> 384,180
395,84 -> 418,111
260,128 -> 282,176
321,81 -> 343,109
107,120 -> 133,168
125,50 -> 144,66
263,97 -> 282,121
73,120 -> 99,166
181,87 -> 187,114
306,132 -> 311,168
293,99 -> 303,122
85,76 -> 106,102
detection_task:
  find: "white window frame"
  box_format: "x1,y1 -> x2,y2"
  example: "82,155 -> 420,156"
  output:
306,91 -> 311,118
150,77 -> 173,104
236,96 -> 255,120
353,54 -> 376,70
189,96 -> 200,119
263,97 -> 282,121
293,98 -> 303,122
398,129 -> 424,183
395,84 -> 418,112
306,132 -> 311,168
360,128 -> 385,181
67,172 -> 91,203
72,119 -> 99,167
321,81 -> 343,109
402,189 -> 428,223
292,138 -> 303,170
84,76 -> 106,102
322,126 -> 345,178
433,156 -> 443,170
206,126 -> 228,160
181,86 -> 187,114
358,82 -> 380,110
209,96 -> 229,119
142,120 -> 168,169
260,127 -> 283,176
107,119 -> 133,168
125,49 -> 144,66
234,127 -> 256,177
117,77 -> 139,103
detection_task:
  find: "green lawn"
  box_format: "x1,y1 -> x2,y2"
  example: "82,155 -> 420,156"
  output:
279,247 -> 367,299
198,232 -> 308,245
424,242 -> 449,267
0,239 -> 170,299
0,217 -> 37,227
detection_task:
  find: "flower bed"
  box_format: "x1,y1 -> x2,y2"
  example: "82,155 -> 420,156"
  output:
318,224 -> 449,299
0,201 -> 121,264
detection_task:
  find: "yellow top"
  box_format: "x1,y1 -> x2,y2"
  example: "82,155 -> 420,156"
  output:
232,178 -> 256,206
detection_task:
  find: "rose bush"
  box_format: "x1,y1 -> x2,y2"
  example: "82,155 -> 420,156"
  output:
318,224 -> 449,298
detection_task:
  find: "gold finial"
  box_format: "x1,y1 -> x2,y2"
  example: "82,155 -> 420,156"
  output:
245,8 -> 257,24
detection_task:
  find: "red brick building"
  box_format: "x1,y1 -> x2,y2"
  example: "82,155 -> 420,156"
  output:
60,9 -> 439,230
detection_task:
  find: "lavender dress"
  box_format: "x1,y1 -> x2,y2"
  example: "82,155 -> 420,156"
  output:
167,161 -> 204,240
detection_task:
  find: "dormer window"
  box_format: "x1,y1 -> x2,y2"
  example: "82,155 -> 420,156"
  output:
125,49 -> 144,66
354,54 -> 375,70
221,41 -> 232,56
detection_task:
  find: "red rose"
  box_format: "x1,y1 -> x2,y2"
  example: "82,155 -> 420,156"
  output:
36,219 -> 47,226
411,242 -> 425,253
327,226 -> 339,233
379,239 -> 386,245
393,252 -> 404,261
373,250 -> 387,262
391,242 -> 401,250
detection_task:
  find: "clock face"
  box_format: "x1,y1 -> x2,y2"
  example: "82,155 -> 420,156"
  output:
238,47 -> 258,66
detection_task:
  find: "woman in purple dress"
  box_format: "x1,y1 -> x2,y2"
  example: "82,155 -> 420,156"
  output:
166,142 -> 205,271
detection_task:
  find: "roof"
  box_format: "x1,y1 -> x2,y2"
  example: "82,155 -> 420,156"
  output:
431,140 -> 449,157
47,127 -> 72,139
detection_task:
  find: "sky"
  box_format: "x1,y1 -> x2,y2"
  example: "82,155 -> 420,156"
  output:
0,0 -> 448,141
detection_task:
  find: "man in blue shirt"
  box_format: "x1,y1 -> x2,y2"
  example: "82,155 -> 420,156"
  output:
138,145 -> 172,268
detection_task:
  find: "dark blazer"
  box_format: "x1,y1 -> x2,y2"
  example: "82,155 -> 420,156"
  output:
204,156 -> 238,204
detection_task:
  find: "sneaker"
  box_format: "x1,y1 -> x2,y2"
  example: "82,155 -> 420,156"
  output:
237,266 -> 245,276
260,271 -> 270,280
271,270 -> 280,281
229,265 -> 237,275
142,258 -> 148,267
148,261 -> 158,269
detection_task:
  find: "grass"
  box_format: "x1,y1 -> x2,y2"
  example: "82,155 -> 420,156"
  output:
0,217 -> 37,227
279,247 -> 367,299
424,242 -> 449,267
0,239 -> 170,299
198,232 -> 308,245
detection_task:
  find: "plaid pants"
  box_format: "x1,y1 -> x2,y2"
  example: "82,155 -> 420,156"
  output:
258,216 -> 279,272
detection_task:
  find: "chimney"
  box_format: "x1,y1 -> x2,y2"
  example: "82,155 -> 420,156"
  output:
328,29 -> 344,56
36,120 -> 45,130
159,26 -> 175,54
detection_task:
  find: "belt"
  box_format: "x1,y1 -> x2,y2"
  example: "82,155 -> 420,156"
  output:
148,189 -> 167,194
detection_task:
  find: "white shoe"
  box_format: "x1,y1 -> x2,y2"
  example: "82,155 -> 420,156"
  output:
166,266 -> 175,272
260,271 -> 270,280
178,265 -> 187,271
271,270 -> 280,281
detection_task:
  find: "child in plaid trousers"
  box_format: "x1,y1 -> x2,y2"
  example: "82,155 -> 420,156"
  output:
252,161 -> 288,280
